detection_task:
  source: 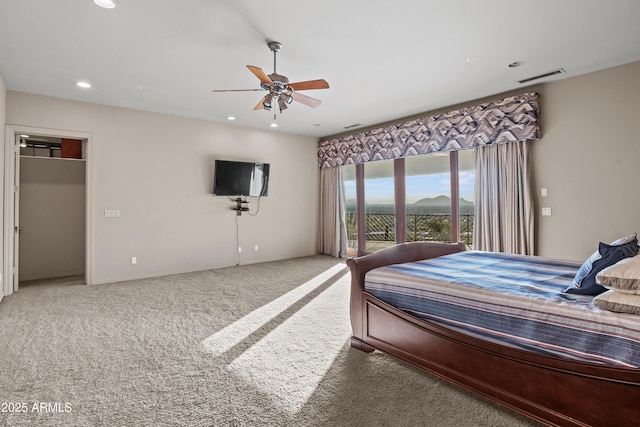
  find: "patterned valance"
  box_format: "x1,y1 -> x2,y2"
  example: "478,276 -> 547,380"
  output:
318,92 -> 540,169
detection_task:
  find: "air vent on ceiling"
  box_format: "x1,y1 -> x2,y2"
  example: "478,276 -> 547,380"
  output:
518,68 -> 565,84
343,123 -> 362,129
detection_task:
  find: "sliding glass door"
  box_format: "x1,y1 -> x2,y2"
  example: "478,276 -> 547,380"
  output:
343,150 -> 475,255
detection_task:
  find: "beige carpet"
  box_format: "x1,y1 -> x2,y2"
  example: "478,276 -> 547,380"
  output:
0,255 -> 536,426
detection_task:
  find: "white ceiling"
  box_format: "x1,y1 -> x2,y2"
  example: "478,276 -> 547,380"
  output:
1,0 -> 640,139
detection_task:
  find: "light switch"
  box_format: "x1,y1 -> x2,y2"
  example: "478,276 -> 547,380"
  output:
541,207 -> 552,216
541,188 -> 548,197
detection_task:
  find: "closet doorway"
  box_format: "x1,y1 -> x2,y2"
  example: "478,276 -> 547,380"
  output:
18,136 -> 86,288
3,125 -> 93,296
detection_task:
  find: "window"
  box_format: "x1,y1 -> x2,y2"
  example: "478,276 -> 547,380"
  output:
343,164 -> 357,255
405,154 -> 451,243
343,151 -> 474,255
458,149 -> 475,247
364,159 -> 395,252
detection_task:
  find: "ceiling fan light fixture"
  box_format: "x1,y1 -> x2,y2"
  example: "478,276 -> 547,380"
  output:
278,97 -> 288,112
263,94 -> 273,110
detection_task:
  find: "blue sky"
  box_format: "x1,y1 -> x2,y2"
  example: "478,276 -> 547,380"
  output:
344,170 -> 474,204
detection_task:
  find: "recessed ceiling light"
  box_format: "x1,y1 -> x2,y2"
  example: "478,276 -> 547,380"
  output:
76,81 -> 92,88
467,57 -> 475,62
270,123 -> 278,128
227,116 -> 236,121
94,0 -> 116,9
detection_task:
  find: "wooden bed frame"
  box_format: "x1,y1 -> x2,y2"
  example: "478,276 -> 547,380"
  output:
346,241 -> 640,427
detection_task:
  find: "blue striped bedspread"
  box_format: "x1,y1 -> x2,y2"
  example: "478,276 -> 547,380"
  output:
364,251 -> 640,367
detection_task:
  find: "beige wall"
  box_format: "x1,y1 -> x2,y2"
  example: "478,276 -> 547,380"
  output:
6,92 -> 319,284
0,76 -> 5,298
19,157 -> 86,281
531,61 -> 640,261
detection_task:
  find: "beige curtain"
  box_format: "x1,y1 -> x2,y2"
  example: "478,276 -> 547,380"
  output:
473,141 -> 534,255
317,167 -> 348,257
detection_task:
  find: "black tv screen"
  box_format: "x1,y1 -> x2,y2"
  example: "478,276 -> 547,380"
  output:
213,160 -> 270,197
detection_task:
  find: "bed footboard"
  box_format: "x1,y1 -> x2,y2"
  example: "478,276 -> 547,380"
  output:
346,241 -> 467,350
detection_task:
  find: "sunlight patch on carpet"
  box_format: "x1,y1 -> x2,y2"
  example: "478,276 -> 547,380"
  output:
227,272 -> 352,415
202,263 -> 346,356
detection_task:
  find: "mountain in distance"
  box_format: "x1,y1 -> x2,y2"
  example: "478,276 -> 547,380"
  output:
414,195 -> 473,207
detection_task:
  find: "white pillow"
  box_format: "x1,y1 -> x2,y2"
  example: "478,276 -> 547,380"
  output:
596,255 -> 640,294
594,290 -> 640,315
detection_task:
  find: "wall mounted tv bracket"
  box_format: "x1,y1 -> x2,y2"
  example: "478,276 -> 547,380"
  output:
233,198 -> 250,216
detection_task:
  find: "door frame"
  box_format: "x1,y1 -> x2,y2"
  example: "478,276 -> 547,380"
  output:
3,124 -> 94,295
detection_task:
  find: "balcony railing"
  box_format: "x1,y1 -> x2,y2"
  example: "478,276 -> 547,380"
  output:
345,212 -> 474,249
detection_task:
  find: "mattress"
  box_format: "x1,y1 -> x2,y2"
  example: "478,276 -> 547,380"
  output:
364,251 -> 640,367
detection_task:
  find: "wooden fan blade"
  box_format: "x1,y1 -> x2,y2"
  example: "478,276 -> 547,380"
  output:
253,95 -> 267,110
288,79 -> 329,91
212,89 -> 264,92
247,65 -> 273,85
292,92 -> 322,108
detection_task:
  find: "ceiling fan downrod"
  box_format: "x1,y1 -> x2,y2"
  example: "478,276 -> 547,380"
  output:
268,41 -> 282,74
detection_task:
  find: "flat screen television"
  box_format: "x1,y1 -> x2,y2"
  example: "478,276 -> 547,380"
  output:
213,159 -> 270,197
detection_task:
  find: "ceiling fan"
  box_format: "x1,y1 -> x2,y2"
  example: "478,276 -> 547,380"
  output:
213,41 -> 329,113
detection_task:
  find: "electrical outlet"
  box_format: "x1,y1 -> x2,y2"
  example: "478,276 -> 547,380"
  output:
105,209 -> 120,218
254,245 -> 259,251
131,257 -> 137,265
541,207 -> 552,216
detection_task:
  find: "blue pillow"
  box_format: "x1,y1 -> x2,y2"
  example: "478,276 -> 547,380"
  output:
566,234 -> 639,295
